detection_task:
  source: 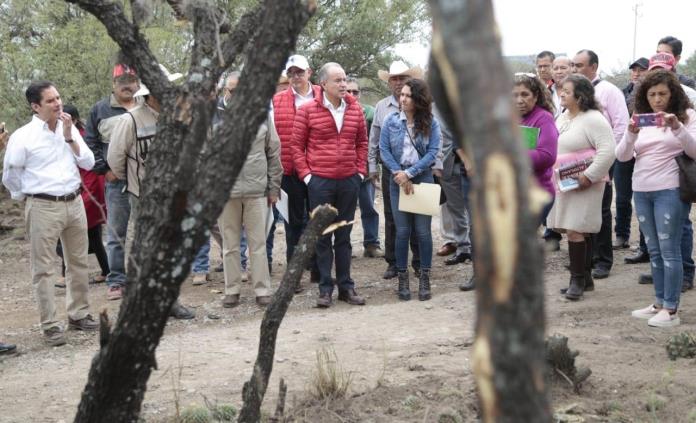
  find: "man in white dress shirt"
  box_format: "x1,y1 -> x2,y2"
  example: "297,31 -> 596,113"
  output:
2,81 -> 99,346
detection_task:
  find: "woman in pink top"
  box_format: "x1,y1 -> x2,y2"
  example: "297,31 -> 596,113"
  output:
616,70 -> 696,328
512,73 -> 558,223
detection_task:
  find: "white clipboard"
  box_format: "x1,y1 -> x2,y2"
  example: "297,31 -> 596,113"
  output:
276,189 -> 289,224
398,182 -> 441,216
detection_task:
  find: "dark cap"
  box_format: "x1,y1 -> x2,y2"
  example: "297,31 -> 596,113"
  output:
629,57 -> 649,70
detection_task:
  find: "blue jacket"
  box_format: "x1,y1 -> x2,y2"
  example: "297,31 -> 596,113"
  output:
379,111 -> 440,178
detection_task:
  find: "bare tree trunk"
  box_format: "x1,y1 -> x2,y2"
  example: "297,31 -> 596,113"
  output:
428,1 -> 552,421
238,205 -> 338,422
67,1 -> 315,421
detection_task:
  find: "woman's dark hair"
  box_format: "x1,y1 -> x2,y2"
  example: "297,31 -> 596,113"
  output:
63,104 -> 85,131
513,74 -> 555,114
561,74 -> 600,112
25,81 -> 55,107
634,69 -> 692,123
403,78 -> 433,138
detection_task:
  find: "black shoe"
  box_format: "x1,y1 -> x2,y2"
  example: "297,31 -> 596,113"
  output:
459,275 -> 475,291
682,280 -> 694,293
0,342 -> 17,355
592,267 -> 610,279
397,271 -> 411,301
565,275 -> 585,300
624,250 -> 649,264
445,252 -> 471,265
170,301 -> 195,320
418,269 -> 432,301
612,236 -> 629,250
638,273 -> 653,285
383,265 -> 398,280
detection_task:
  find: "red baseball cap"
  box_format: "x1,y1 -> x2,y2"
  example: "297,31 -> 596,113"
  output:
112,63 -> 137,79
648,53 -> 676,71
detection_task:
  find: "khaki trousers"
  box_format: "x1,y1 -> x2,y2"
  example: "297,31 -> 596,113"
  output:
218,197 -> 271,297
25,196 -> 90,331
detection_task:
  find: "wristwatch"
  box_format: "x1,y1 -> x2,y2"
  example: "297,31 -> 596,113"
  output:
65,138 -> 74,143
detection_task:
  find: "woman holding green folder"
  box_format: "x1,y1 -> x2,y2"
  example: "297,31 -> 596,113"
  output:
513,73 -> 558,223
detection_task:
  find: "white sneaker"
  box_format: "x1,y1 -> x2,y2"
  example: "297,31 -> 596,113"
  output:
648,309 -> 680,327
631,304 -> 661,319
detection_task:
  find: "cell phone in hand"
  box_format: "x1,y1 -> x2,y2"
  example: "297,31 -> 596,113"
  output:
633,113 -> 663,128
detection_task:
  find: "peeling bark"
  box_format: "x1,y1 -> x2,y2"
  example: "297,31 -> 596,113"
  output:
69,1 -> 315,421
428,1 -> 552,421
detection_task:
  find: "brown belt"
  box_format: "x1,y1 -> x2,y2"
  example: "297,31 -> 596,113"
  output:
27,188 -> 82,202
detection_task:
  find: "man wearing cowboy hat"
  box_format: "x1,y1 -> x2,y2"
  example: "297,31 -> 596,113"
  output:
369,60 -> 424,280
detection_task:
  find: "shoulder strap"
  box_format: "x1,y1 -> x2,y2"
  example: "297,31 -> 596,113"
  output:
405,127 -> 424,159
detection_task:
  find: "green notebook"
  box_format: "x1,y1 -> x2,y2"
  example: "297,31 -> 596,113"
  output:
520,125 -> 540,149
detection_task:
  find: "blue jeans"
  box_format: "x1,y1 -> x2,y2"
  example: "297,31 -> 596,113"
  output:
192,237 -> 211,274
634,189 -> 689,310
389,171 -> 434,271
105,180 -> 131,287
613,158 -> 634,239
358,179 -> 380,247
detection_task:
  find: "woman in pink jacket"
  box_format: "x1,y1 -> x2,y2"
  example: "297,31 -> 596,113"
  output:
617,70 -> 696,327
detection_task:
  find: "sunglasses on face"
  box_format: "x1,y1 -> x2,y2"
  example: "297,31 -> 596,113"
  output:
347,89 -> 360,95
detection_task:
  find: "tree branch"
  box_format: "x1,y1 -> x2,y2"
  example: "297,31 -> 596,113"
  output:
238,205 -> 338,423
65,0 -> 171,100
428,0 -> 552,422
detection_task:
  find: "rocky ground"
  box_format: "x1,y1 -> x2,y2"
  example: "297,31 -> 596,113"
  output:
1,191 -> 696,422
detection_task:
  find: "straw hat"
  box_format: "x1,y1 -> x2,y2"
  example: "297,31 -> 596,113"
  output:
378,60 -> 424,82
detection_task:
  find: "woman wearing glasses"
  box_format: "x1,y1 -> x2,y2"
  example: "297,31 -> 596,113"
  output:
547,74 -> 615,300
379,79 -> 440,301
617,70 -> 696,327
512,73 -> 558,223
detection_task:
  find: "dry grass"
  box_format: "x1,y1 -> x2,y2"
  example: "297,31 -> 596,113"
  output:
308,346 -> 353,401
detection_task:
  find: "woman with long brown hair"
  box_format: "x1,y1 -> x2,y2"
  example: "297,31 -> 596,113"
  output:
379,79 -> 441,301
617,69 -> 696,327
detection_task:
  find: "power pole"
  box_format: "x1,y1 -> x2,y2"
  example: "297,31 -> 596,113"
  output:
632,2 -> 642,61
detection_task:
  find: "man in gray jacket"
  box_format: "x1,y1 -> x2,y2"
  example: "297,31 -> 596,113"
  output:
217,72 -> 283,308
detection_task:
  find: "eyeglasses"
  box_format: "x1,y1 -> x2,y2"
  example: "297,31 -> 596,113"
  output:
287,70 -> 306,78
347,89 -> 360,95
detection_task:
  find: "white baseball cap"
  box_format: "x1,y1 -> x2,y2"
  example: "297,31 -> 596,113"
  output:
285,55 -> 310,72
134,64 -> 183,97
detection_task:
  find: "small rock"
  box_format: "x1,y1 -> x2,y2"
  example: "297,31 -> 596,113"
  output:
408,364 -> 425,371
425,304 -> 433,310
186,388 -> 196,394
293,330 -> 301,334
244,359 -> 252,364
207,314 -> 220,320
276,357 -> 287,363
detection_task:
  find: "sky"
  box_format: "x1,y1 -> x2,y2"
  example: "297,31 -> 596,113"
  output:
396,0 -> 696,74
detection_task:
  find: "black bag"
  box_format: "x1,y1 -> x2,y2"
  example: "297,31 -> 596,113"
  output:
675,153 -> 696,203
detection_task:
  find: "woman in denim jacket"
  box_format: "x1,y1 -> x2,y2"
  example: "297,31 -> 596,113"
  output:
379,79 -> 441,301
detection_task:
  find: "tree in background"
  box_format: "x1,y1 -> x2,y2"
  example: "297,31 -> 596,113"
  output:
0,0 -> 428,130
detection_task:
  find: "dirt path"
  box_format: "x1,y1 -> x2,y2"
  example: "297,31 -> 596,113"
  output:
1,193 -> 696,422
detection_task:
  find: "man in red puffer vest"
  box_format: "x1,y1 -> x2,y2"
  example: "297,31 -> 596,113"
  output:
272,55 -> 322,287
291,62 -> 368,308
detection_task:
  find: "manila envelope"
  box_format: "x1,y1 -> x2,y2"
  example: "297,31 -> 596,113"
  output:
398,182 -> 441,216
